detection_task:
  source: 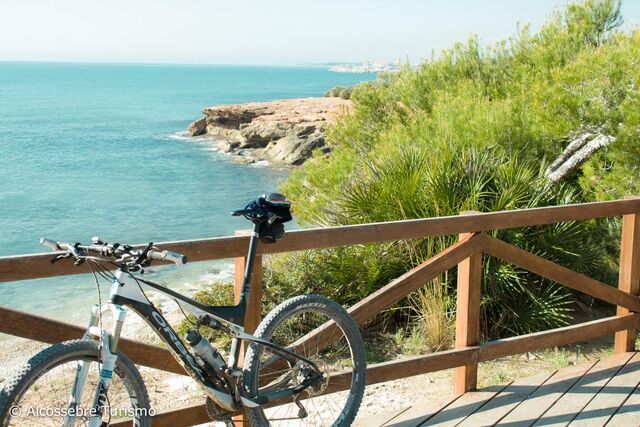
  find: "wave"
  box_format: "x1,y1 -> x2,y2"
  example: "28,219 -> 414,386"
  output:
165,131 -> 277,168
164,131 -> 229,160
164,130 -> 194,141
250,160 -> 270,168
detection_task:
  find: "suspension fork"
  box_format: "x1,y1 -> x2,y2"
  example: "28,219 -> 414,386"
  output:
87,328 -> 120,427
62,305 -> 99,426
63,304 -> 127,427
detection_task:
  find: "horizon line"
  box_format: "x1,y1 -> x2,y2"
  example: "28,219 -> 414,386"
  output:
0,58 -> 398,68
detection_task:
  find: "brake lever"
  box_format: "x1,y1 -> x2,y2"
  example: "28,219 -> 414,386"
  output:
50,253 -> 71,264
72,243 -> 85,260
135,242 -> 154,266
50,243 -> 86,265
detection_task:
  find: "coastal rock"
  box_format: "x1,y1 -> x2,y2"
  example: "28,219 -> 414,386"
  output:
240,121 -> 289,148
187,97 -> 351,165
266,125 -> 329,165
188,117 -> 207,136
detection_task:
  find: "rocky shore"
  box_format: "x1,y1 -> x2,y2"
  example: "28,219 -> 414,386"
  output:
188,97 -> 352,165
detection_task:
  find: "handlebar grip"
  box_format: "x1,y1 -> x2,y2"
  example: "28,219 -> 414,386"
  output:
40,238 -> 60,251
148,250 -> 187,265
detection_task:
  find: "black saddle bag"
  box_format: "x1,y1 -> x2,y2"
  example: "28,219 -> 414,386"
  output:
258,222 -> 286,243
258,198 -> 292,243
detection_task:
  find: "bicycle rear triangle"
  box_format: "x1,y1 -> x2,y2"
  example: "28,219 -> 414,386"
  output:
0,193 -> 366,427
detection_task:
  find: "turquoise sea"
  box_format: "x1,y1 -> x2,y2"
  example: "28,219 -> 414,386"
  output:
0,62 -> 373,325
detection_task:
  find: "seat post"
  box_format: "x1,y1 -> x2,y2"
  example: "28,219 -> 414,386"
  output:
239,222 -> 260,305
228,224 -> 261,369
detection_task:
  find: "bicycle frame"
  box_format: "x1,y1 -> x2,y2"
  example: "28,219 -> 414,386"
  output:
75,221 -> 320,426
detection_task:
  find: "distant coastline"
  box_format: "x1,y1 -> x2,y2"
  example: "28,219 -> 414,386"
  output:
329,61 -> 400,73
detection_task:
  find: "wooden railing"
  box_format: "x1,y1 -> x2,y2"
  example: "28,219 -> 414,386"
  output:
1,197 -> 640,426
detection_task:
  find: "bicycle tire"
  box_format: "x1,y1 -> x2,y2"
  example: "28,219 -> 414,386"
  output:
0,339 -> 151,426
243,294 -> 366,427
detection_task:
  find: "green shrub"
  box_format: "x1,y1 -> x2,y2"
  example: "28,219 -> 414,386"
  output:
264,244 -> 407,311
298,1 -> 637,210
323,85 -> 354,99
275,141 -> 611,339
271,0 -> 634,344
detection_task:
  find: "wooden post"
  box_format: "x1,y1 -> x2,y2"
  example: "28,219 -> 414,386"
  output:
454,212 -> 482,395
614,196 -> 640,354
233,230 -> 263,426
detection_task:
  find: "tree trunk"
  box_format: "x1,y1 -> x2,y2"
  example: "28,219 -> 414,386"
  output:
545,132 -> 614,183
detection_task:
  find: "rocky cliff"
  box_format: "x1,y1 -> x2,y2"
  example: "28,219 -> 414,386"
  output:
188,97 -> 352,165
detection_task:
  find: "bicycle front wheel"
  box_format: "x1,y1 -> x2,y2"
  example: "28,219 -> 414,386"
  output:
0,339 -> 151,426
243,294 -> 366,427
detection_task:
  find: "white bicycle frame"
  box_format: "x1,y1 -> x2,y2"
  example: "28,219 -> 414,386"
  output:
64,269 -> 243,427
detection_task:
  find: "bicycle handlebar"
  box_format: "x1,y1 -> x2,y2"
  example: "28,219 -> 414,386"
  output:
40,237 -> 60,251
147,249 -> 187,265
39,238 -> 187,266
231,208 -> 261,217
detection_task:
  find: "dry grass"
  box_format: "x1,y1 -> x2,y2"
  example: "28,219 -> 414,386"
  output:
403,281 -> 455,355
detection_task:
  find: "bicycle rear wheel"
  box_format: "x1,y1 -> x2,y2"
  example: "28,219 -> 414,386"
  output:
243,294 -> 366,427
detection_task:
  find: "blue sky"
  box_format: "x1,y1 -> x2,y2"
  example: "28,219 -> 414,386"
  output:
1,0 -> 639,65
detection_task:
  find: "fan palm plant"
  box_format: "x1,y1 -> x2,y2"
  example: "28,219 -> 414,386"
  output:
272,141 -> 611,339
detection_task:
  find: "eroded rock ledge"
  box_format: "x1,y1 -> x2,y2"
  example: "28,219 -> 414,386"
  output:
188,97 -> 352,165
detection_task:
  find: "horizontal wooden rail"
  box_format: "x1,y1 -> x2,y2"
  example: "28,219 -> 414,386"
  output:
276,315 -> 640,404
277,315 -> 640,404
337,347 -> 479,389
2,198 -> 640,283
478,313 -> 640,361
110,402 -> 210,427
110,347 -> 479,427
0,306 -> 186,375
316,315 -> 640,398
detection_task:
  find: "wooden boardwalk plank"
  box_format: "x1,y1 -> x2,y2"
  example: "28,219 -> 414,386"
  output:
384,394 -> 461,427
458,371 -> 555,426
531,352 -> 634,427
355,352 -> 639,427
354,407 -> 412,427
423,384 -> 510,426
497,358 -> 605,426
568,352 -> 640,426
605,382 -> 640,427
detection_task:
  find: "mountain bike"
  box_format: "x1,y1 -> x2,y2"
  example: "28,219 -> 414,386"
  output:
0,194 -> 366,426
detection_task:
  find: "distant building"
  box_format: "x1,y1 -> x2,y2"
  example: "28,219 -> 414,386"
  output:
329,61 -> 400,74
